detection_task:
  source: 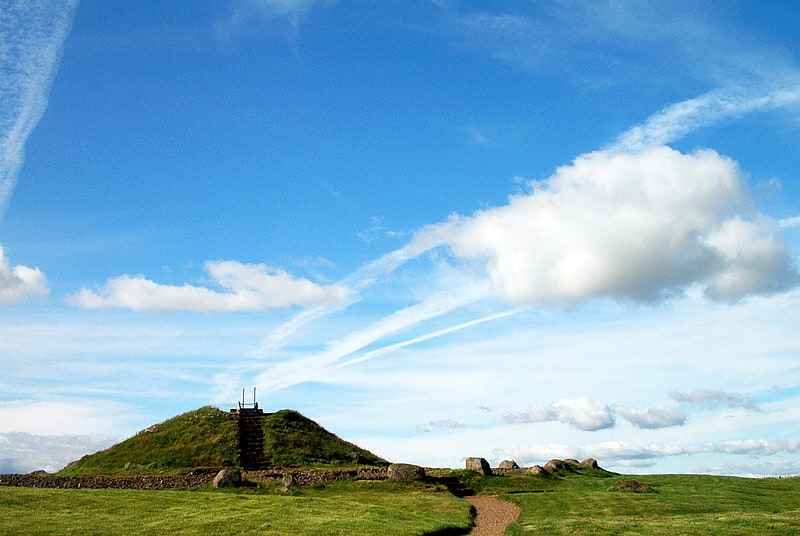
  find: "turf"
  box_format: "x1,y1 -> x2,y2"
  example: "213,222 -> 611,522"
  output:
58,406 -> 387,475
0,480 -> 471,535
58,406 -> 240,475
448,468 -> 800,535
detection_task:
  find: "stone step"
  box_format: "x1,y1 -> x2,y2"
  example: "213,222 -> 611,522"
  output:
237,410 -> 266,470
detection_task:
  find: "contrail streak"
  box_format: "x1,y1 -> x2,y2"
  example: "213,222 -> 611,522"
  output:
0,0 -> 78,218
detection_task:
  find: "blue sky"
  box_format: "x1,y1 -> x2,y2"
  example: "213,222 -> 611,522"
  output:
2,0 -> 800,476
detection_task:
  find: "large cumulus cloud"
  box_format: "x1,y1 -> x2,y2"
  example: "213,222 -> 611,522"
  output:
423,146 -> 798,305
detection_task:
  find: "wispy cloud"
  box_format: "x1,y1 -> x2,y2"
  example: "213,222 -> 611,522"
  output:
416,420 -> 466,433
251,280 -> 496,391
670,389 -> 760,411
0,0 -> 78,216
611,85 -> 800,153
778,215 -> 800,229
0,1 -> 75,307
251,0 -> 332,19
494,438 -> 800,470
216,0 -> 333,38
68,260 -> 352,313
613,405 -> 687,429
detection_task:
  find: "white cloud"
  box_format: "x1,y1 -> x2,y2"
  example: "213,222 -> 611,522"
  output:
703,217 -> 799,300
0,0 -> 78,215
416,420 -> 466,433
0,399 -> 133,437
0,247 -> 49,305
0,432 -> 114,474
778,215 -> 800,229
612,86 -> 800,153
493,438 -> 800,468
669,389 -> 759,410
68,260 -> 352,312
505,400 -> 687,431
504,398 -> 615,431
614,405 -> 687,429
423,146 -> 798,305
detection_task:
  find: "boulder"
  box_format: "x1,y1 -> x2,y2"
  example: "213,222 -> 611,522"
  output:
387,463 -> 426,481
580,458 -> 599,469
465,457 -> 492,475
280,472 -> 295,494
212,469 -> 241,488
543,459 -> 574,472
498,459 -> 519,470
523,465 -> 549,476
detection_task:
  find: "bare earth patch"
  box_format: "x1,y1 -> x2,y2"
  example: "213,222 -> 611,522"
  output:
466,495 -> 521,536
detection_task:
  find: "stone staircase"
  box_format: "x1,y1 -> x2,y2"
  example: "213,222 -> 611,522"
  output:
237,408 -> 266,470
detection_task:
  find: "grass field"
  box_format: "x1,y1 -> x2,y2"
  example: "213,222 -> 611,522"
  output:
0,480 -> 471,536
458,469 -> 800,535
5,468 -> 800,534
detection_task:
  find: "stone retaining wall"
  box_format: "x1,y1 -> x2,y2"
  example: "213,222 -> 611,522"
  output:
0,473 -> 213,490
0,467 -> 389,490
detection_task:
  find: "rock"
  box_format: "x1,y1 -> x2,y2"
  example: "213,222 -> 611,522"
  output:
563,459 -> 580,466
280,472 -> 295,494
465,457 -> 492,475
522,465 -> 549,476
543,459 -> 574,472
580,458 -> 599,469
212,469 -> 241,488
498,460 -> 519,470
387,463 -> 426,481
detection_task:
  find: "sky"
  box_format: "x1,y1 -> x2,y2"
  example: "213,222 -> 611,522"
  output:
2,0 -> 800,476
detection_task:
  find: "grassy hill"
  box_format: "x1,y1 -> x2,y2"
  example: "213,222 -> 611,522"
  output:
262,409 -> 387,467
58,406 -> 386,475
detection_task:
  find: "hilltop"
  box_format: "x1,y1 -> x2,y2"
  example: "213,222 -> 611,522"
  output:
59,406 -> 387,475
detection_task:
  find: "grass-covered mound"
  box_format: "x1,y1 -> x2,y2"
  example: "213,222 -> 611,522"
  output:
58,406 -> 387,475
59,406 -> 239,475
262,409 -> 388,467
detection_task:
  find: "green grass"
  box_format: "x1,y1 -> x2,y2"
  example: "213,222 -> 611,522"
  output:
59,406 -> 240,475
0,480 -> 471,535
58,407 -> 388,475
261,410 -> 388,467
7,466 -> 800,534
444,467 -> 800,535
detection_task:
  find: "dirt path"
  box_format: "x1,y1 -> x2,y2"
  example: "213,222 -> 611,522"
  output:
466,495 -> 521,536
